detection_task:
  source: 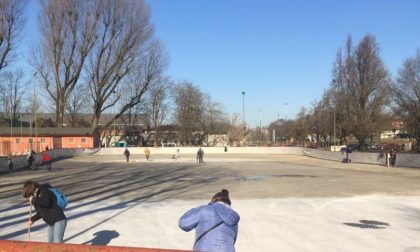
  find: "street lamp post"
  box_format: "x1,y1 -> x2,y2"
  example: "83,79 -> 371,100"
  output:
10,85 -> 13,154
33,72 -> 38,152
333,108 -> 336,150
241,91 -> 245,124
284,102 -> 288,120
20,113 -> 22,137
332,79 -> 337,151
259,110 -> 262,142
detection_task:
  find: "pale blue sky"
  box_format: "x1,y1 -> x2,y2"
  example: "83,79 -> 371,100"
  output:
16,1 -> 420,127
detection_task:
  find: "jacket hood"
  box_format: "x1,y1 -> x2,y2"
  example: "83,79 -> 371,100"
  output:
39,183 -> 52,190
210,202 -> 240,226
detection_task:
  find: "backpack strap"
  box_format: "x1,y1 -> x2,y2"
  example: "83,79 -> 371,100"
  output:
194,221 -> 223,246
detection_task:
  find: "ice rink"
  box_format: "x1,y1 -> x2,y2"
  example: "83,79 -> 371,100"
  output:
1,154 -> 420,251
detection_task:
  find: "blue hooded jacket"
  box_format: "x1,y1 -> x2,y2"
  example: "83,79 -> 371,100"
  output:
179,202 -> 240,252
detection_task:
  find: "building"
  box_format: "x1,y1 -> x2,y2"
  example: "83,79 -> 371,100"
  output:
0,128 -> 97,156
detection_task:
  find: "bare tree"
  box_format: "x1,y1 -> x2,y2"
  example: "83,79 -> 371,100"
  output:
227,113 -> 248,146
291,107 -> 310,145
173,81 -> 204,145
88,0 -> 164,135
201,96 -> 225,145
0,0 -> 25,72
25,94 -> 41,128
393,51 -> 420,152
308,98 -> 333,147
331,34 -> 390,150
145,76 -> 171,146
0,70 -> 25,124
65,83 -> 90,127
121,105 -> 148,146
33,0 -> 100,127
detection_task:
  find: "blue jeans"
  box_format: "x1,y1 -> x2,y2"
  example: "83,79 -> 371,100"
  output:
47,219 -> 67,243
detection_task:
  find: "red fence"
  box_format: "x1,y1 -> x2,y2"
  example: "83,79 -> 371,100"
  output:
0,240 -> 192,252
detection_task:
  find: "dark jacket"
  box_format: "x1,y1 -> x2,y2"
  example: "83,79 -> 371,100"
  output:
124,149 -> 130,157
31,183 -> 66,226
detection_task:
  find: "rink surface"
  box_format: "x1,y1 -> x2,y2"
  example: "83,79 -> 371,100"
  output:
1,154 -> 420,251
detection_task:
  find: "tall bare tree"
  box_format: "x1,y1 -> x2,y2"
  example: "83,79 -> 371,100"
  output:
201,96 -> 225,145
227,113 -> 248,146
65,83 -> 90,127
145,76 -> 171,146
173,81 -> 204,145
0,70 -> 25,124
33,0 -> 100,127
291,107 -> 310,145
393,51 -> 420,152
331,34 -> 390,150
87,1 -> 165,137
309,98 -> 333,146
0,0 -> 25,72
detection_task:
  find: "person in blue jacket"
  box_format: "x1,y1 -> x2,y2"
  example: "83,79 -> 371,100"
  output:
179,189 -> 240,252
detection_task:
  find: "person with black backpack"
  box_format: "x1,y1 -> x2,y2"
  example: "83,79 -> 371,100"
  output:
22,181 -> 67,243
179,189 -> 240,252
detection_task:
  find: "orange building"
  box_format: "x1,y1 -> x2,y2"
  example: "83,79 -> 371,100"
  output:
0,128 -> 97,156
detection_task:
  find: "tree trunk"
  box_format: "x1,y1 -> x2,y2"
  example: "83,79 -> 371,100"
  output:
154,126 -> 158,147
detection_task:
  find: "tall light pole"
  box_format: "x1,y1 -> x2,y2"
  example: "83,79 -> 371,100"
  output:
33,72 -> 38,152
10,84 -> 13,154
113,90 -> 117,147
259,110 -> 262,142
241,91 -> 245,124
20,113 -> 22,137
284,102 -> 288,120
332,79 -> 337,150
333,108 -> 336,150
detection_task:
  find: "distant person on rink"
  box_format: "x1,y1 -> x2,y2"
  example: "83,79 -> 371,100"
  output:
197,147 -> 204,163
345,147 -> 352,163
124,148 -> 130,162
179,189 -> 240,252
27,149 -> 35,170
42,151 -> 52,171
42,149 -> 52,171
390,148 -> 398,167
144,147 -> 150,160
7,153 -> 13,170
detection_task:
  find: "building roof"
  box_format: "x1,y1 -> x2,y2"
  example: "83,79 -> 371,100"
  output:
0,127 -> 95,137
17,113 -> 151,127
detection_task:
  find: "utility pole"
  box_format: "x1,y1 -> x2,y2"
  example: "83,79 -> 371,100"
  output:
33,72 -> 38,152
10,85 -> 13,154
284,102 -> 288,120
241,91 -> 245,124
259,110 -> 262,142
333,108 -> 336,151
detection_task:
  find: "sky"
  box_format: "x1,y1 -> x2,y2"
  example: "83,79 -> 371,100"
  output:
16,0 -> 420,127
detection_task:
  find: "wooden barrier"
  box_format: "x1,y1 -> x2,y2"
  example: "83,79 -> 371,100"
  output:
0,240 -> 191,252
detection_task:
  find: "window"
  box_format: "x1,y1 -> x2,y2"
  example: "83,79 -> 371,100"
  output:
16,138 -> 20,144
69,138 -> 74,143
81,138 -> 86,143
41,138 -> 45,143
29,138 -> 33,143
